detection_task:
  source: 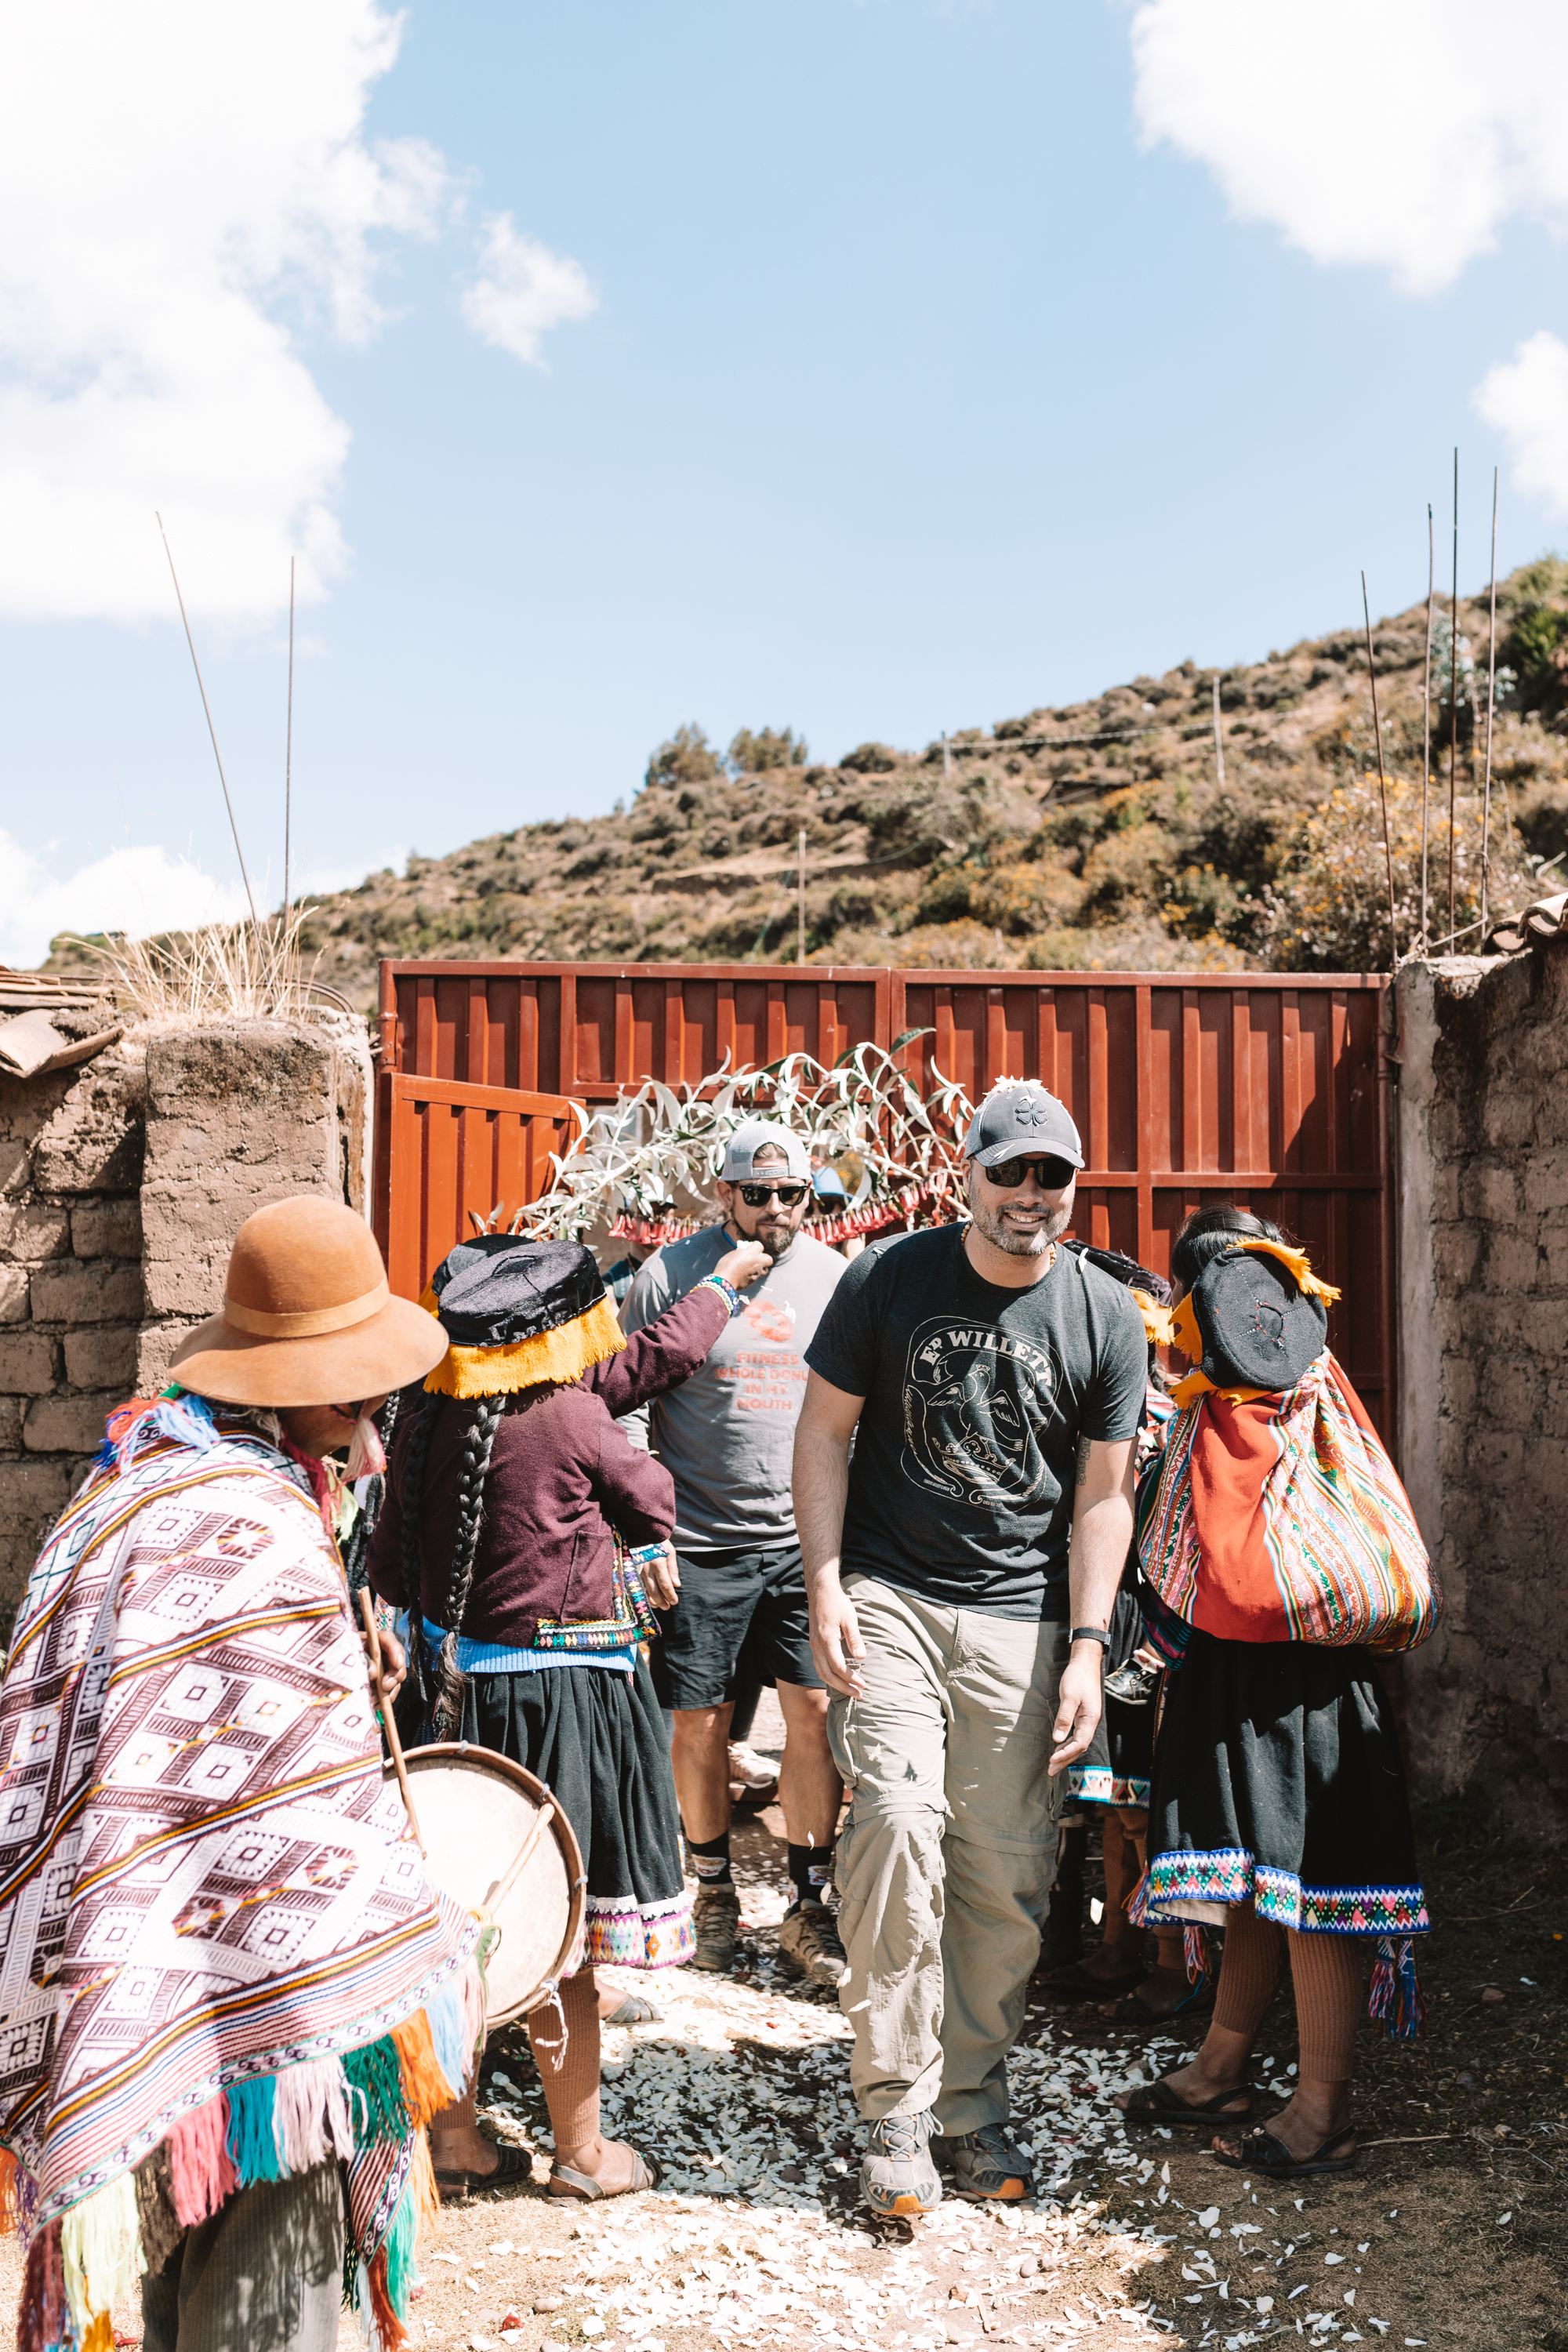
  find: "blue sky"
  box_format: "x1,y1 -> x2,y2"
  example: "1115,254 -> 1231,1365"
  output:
2,0 -> 1565,961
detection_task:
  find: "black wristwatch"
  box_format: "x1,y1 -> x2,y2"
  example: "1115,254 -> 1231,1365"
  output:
1069,1626 -> 1112,1651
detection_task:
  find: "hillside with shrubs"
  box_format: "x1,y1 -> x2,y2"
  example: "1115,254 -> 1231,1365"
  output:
299,561 -> 1568,1010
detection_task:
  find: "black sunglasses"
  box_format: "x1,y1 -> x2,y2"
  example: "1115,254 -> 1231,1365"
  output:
737,1181 -> 810,1208
981,1154 -> 1076,1192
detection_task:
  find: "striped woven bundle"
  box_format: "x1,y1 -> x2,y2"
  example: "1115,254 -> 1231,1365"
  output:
1139,1353 -> 1441,1653
0,1400 -> 482,2350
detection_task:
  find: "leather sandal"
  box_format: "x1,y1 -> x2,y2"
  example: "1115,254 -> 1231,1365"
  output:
1120,2075 -> 1254,2129
1212,2125 -> 1356,2176
548,2143 -> 662,2200
601,1992 -> 662,2026
433,2141 -> 535,2194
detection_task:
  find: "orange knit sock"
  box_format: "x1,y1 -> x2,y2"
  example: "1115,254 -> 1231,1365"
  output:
1212,1899 -> 1286,2040
1287,1932 -> 1363,2083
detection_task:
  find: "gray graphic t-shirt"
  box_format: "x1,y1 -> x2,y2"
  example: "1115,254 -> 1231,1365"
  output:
622,1225 -> 847,1553
804,1226 -> 1146,1618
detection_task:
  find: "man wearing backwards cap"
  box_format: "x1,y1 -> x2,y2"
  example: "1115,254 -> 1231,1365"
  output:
0,1195 -> 476,2352
795,1083 -> 1146,2216
622,1117 -> 850,1986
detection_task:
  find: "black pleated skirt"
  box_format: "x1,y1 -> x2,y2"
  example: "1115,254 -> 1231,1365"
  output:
434,1656 -> 693,1972
1140,1632 -> 1428,1937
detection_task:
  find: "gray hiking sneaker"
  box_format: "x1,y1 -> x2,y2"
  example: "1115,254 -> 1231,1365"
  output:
861,2111 -> 942,2218
936,2122 -> 1036,2203
689,1885 -> 740,1973
777,1900 -> 848,1990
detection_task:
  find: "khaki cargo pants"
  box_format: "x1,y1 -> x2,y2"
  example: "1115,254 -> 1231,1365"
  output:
827,1574 -> 1068,2134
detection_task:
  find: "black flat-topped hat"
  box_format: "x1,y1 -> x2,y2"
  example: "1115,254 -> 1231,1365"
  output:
1183,1240 -> 1329,1392
421,1233 -> 626,1398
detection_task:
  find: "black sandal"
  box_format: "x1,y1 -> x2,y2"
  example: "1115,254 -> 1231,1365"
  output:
1105,1981 -> 1218,2027
433,2141 -> 535,2194
1212,2125 -> 1356,2176
1037,1955 -> 1146,2001
1120,2076 -> 1254,2129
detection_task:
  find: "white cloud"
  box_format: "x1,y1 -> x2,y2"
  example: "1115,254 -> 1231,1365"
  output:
0,1 -> 447,626
0,7 -> 597,630
0,837 -> 253,968
1129,0 -> 1568,298
462,213 -> 599,367
1475,332 -> 1568,515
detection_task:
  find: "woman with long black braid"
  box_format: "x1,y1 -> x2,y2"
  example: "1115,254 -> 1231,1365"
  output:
368,1229 -> 765,2199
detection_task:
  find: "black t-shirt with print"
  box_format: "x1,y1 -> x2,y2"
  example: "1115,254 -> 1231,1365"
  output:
804,1225 -> 1147,1619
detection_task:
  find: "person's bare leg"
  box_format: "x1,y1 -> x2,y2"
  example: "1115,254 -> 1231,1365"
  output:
671,1704 -> 735,1843
1118,1811 -> 1191,2013
1076,1810 -> 1143,1982
1115,1900 -> 1281,2119
775,1680 -> 841,1851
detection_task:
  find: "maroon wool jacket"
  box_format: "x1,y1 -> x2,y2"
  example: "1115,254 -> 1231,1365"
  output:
366,1283 -> 729,1649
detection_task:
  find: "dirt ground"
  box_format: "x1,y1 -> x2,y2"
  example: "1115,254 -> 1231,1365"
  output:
6,1713 -> 1565,2352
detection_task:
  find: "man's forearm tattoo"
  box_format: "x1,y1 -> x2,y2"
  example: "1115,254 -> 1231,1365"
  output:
1074,1436 -> 1091,1488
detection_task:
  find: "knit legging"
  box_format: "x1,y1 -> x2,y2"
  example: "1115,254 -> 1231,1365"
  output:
1212,1900 -> 1363,2082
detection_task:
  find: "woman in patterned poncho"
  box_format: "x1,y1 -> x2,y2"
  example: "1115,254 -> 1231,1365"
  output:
0,1196 -> 479,2352
1116,1205 -> 1436,2180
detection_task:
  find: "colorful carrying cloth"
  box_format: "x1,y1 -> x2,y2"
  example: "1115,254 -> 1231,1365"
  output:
1138,1353 -> 1440,1653
0,1396 -> 480,2347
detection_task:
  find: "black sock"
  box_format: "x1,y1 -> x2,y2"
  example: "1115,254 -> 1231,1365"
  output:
688,1830 -> 732,1889
788,1842 -> 834,1907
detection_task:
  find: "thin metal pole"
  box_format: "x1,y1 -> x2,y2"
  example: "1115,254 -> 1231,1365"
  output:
1447,449 -> 1458,946
1212,677 -> 1225,786
1421,504 -> 1433,950
1362,572 -> 1399,967
797,826 -> 807,965
1481,466 -> 1498,945
284,556 -> 295,928
157,513 -> 260,931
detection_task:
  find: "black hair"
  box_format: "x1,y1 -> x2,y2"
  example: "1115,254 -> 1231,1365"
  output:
432,1393 -> 507,1736
397,1394 -> 438,1718
1170,1203 -> 1289,1294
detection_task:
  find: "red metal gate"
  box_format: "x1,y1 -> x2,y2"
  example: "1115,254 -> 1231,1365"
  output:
375,960 -> 1395,1436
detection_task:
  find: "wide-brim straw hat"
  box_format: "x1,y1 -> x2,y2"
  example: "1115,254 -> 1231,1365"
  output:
169,1196 -> 448,1407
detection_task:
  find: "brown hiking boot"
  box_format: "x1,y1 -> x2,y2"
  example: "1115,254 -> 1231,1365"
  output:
689,1885 -> 740,1972
777,1900 -> 848,1990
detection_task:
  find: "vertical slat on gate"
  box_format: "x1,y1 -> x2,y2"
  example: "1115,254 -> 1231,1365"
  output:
465,979 -> 489,1089
1037,990 -> 1056,1097
766,982 -> 786,1062
415,978 -> 436,1079
818,984 -> 838,1067
558,974 -> 578,1097
985,988 -> 1007,1092
614,980 -> 633,1087
663,982 -> 684,1085
519,980 -> 539,1091
1181,988 -> 1201,1172
1327,989 -> 1347,1300
717,979 -> 737,1076
1087,989 -> 1109,1249
1282,990 -> 1302,1173
934,986 -> 956,1087
1231,991 -> 1250,1176
1135,985 -> 1153,1271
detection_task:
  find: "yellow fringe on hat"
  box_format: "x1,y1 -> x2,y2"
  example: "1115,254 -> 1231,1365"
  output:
1170,1369 -> 1274,1407
1131,1287 -> 1174,1347
425,1293 -> 626,1398
1236,1236 -> 1342,1303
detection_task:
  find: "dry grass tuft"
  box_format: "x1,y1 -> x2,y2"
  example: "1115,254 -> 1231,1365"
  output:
67,905 -> 351,1025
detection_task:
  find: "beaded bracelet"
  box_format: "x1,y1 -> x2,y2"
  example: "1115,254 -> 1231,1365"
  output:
699,1271 -> 746,1317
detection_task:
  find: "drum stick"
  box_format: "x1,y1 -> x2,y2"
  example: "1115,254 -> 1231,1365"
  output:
483,1802 -> 556,1915
358,1588 -> 426,1857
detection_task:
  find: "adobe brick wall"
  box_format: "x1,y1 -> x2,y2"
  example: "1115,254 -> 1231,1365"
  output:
1396,938 -> 1568,1842
0,1015 -> 372,1627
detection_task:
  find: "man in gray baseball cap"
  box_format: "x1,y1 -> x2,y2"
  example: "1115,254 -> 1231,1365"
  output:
622,1116 -> 851,1986
793,1080 -> 1145,2216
